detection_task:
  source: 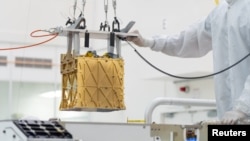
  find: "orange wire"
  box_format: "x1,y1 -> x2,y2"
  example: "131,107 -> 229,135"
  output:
0,30 -> 59,51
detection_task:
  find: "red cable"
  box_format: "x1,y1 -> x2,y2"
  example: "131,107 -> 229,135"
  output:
0,30 -> 59,51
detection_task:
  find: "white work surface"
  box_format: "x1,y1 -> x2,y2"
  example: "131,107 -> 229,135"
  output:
63,122 -> 153,141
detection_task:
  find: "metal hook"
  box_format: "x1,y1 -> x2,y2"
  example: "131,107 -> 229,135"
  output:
112,17 -> 120,32
111,0 -> 119,32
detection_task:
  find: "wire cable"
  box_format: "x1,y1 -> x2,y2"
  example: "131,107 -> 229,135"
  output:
126,41 -> 250,79
0,30 -> 58,51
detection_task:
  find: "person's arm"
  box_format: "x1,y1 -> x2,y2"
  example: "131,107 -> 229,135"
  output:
127,18 -> 213,58
151,20 -> 212,58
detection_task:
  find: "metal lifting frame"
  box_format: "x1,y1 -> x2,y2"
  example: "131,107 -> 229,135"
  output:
58,20 -> 137,58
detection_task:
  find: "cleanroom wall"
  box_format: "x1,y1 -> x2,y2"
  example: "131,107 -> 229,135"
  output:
0,0 -> 216,123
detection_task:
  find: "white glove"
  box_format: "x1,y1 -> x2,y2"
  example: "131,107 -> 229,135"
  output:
126,30 -> 154,47
221,110 -> 247,125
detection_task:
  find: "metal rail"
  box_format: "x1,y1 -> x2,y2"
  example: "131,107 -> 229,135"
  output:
144,97 -> 216,124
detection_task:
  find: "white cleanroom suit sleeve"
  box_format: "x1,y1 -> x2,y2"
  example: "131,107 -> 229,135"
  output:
149,19 -> 212,58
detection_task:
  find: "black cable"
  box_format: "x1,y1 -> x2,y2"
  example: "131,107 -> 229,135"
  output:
126,41 -> 250,80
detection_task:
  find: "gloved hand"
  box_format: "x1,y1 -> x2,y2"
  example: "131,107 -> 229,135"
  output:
126,30 -> 154,47
221,110 -> 247,125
